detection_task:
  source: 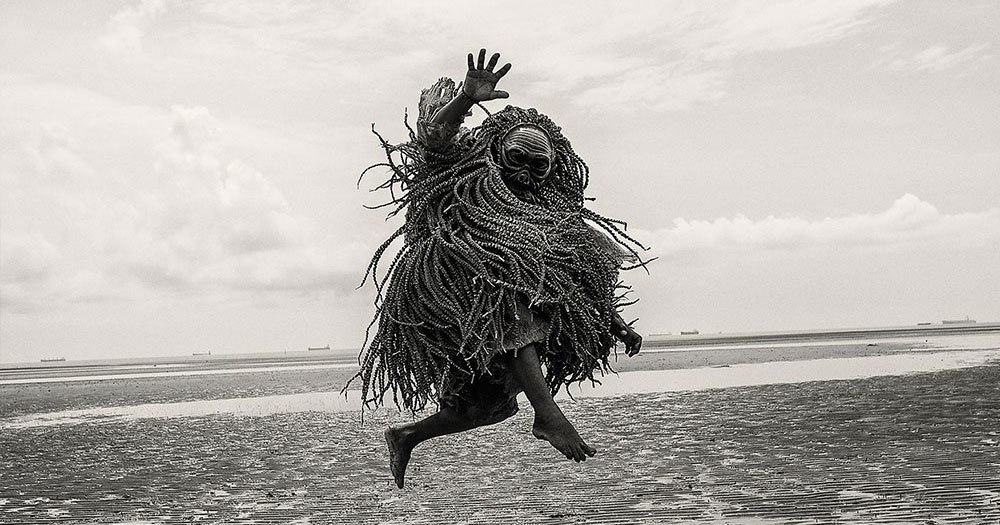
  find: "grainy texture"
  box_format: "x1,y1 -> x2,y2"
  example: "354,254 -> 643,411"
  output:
2,364 -> 998,524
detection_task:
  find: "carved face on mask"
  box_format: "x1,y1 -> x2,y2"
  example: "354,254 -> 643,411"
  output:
499,125 -> 554,193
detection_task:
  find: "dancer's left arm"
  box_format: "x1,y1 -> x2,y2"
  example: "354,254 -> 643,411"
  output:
611,313 -> 642,357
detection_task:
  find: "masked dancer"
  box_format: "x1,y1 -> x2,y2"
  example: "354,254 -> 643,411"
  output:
350,49 -> 647,488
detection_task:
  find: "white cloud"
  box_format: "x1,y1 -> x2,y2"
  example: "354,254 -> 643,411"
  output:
677,0 -> 895,58
498,0 -> 896,111
572,66 -> 728,112
99,0 -> 167,54
0,106 -> 368,312
554,0 -> 891,109
641,194 -> 1000,259
28,123 -> 95,182
0,234 -> 54,314
93,0 -> 895,113
0,231 -> 60,284
125,105 -> 370,293
887,43 -> 992,72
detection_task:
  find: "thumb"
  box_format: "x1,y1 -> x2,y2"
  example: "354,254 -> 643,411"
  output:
490,90 -> 510,100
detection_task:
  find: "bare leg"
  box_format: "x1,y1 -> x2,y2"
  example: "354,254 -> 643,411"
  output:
385,408 -> 475,488
505,343 -> 597,462
385,397 -> 517,488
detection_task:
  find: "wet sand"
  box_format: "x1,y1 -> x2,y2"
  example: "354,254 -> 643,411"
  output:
1,364 -> 998,524
1,333 -> 999,523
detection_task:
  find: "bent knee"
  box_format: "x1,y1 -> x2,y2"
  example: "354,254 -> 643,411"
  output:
465,399 -> 519,426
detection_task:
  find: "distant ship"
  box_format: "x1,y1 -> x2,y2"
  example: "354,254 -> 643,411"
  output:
192,351 -> 212,356
916,322 -> 932,326
942,317 -> 976,324
40,357 -> 66,362
308,345 -> 331,351
680,330 -> 700,335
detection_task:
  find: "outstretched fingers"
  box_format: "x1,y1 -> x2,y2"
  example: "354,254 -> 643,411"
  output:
495,62 -> 512,79
469,49 -> 511,77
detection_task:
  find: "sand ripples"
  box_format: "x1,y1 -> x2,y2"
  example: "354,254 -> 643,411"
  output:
1,364 -> 998,523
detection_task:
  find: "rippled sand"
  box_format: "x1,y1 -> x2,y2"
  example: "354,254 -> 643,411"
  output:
1,362 -> 998,523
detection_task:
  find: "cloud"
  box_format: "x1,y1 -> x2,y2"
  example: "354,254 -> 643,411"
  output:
0,231 -> 60,284
94,0 -> 896,113
99,0 -> 167,54
28,123 -> 95,182
0,230 -> 62,313
496,0 -> 894,110
641,194 -> 1000,259
0,106 -> 368,312
886,43 -> 992,72
571,66 -> 728,112
124,105 -> 371,293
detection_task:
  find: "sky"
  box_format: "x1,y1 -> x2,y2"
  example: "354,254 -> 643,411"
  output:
1,0 -> 998,363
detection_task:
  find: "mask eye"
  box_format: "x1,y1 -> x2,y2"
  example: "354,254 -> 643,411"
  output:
531,158 -> 550,173
506,147 -> 526,164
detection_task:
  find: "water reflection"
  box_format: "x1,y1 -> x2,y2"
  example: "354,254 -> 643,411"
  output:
3,349 -> 998,429
565,348 -> 1000,397
0,363 -> 357,386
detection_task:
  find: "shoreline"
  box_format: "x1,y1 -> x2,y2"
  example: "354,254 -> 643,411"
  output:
2,332 -> 998,419
5,348 -> 999,430
4,322 -> 996,370
645,321 -> 999,348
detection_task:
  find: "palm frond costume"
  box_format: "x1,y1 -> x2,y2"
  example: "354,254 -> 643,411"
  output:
351,78 -> 647,413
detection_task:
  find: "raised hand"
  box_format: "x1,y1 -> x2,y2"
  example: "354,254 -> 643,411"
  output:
463,48 -> 512,103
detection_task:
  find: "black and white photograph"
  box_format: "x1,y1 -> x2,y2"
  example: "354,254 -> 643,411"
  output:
1,1 -> 998,523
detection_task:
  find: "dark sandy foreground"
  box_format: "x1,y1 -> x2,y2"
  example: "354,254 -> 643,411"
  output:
2,364 -> 998,524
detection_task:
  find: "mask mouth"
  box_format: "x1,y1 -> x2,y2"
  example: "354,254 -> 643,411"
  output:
503,168 -> 534,191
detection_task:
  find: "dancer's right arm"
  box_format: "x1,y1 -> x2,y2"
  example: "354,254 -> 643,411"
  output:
430,48 -> 511,126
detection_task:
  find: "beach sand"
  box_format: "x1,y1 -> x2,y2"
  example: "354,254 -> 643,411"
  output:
1,338 -> 999,523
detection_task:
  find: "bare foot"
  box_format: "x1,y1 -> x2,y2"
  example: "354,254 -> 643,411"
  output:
385,426 -> 413,488
531,413 -> 597,462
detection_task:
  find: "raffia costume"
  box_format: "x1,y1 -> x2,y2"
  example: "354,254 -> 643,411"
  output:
351,78 -> 645,417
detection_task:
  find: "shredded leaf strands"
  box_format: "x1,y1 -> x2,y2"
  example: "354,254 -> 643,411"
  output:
347,78 -> 649,413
